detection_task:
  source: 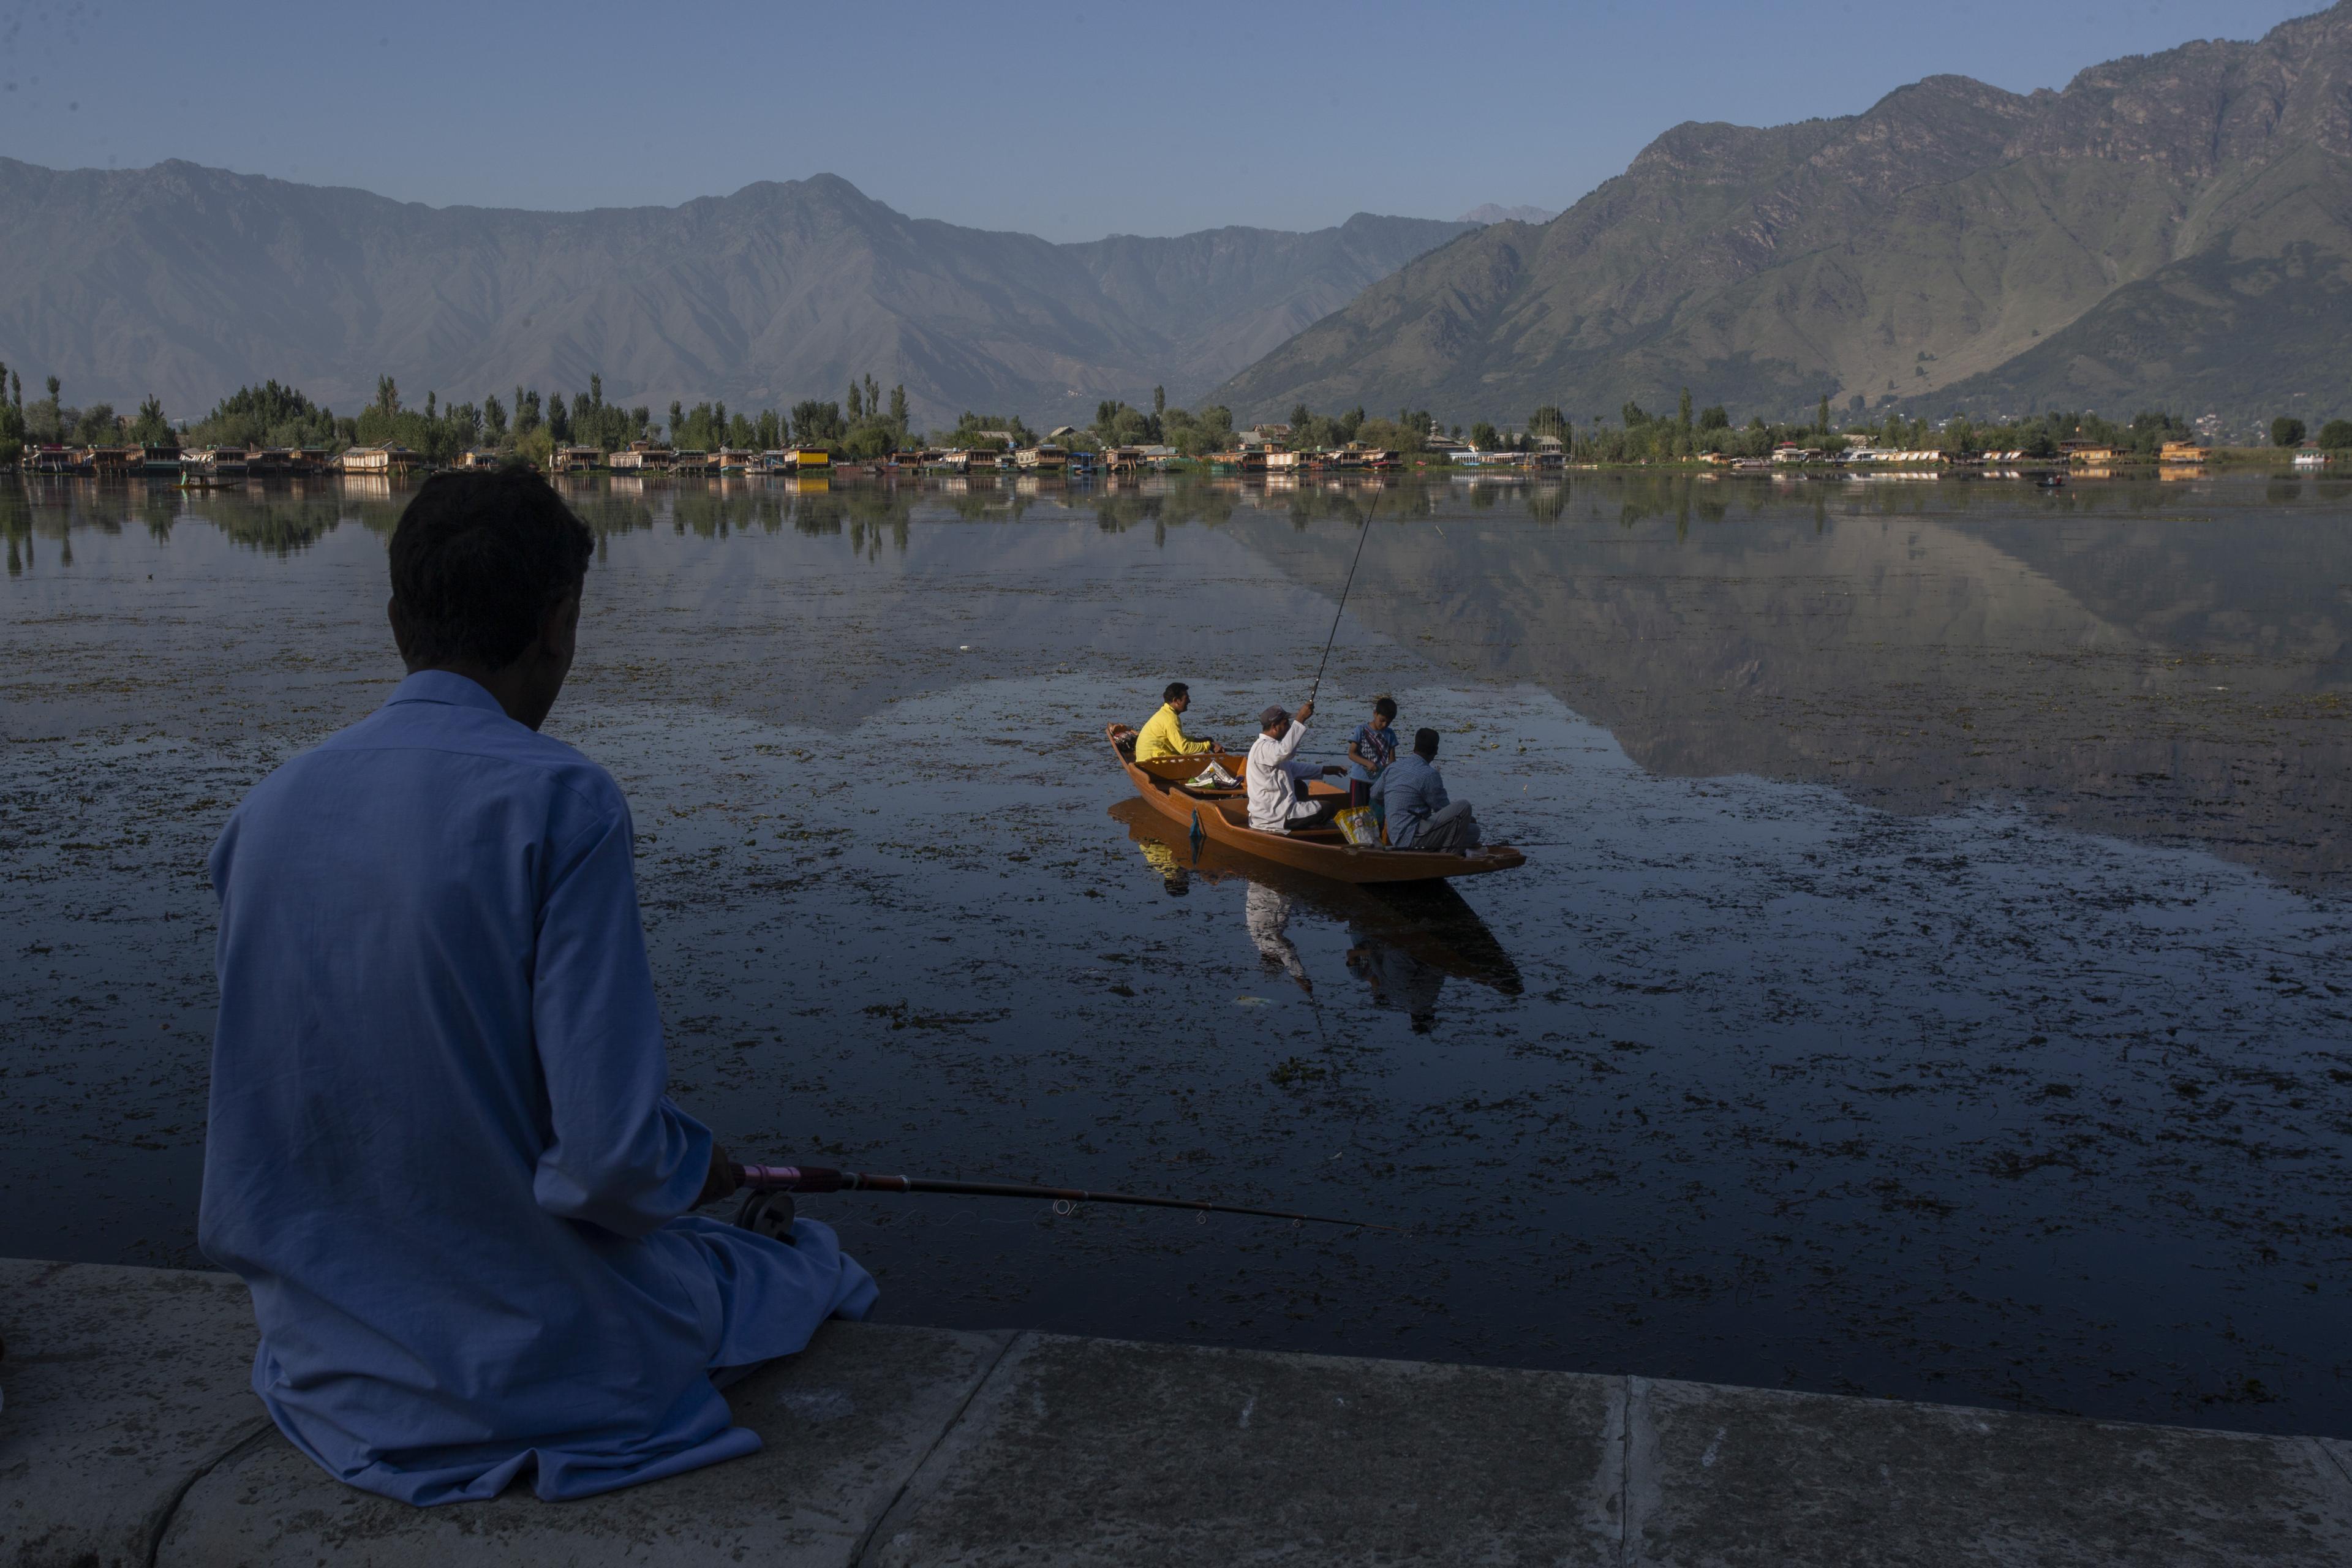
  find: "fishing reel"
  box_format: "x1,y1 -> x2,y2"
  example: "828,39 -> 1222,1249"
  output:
734,1189 -> 797,1245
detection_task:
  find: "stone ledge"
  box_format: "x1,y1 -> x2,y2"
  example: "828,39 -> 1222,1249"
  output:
5,1257 -> 2350,1567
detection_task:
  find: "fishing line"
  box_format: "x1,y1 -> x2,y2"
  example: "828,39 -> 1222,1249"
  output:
1307,489 -> 1382,706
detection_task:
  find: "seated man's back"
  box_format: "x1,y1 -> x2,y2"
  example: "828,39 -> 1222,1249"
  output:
200,471 -> 873,1506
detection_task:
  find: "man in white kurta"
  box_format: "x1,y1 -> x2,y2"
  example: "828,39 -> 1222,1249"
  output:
1246,702 -> 1344,833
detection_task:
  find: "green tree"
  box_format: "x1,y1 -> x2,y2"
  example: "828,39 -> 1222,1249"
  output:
1697,404 -> 1728,431
888,385 -> 909,439
1153,385 -> 1166,417
1817,393 -> 1831,435
1678,387 -> 1694,437
483,393 -> 508,443
2273,416 -> 2308,447
1469,420 -> 1501,451
129,394 -> 172,443
2318,419 -> 2352,449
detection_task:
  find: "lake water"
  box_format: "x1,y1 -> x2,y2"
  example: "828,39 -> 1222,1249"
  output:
4,469 -> 2348,1436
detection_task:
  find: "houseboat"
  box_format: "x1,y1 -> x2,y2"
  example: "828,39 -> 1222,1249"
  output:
338,445 -> 421,477
609,442 -> 676,473
671,449 -> 712,477
1016,443 -> 1068,473
137,442 -> 184,476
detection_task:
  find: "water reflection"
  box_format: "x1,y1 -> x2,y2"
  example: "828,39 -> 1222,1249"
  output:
1111,797 -> 1522,1029
4,468 -> 2345,881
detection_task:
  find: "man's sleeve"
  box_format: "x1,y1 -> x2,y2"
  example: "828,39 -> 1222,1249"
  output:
529,797 -> 712,1238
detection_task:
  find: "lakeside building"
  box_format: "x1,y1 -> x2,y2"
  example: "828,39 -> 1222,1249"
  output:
609,442 -> 676,473
1015,444 -> 1068,472
2060,441 -> 2121,463
2160,440 -> 2208,464
458,449 -> 505,470
339,445 -> 421,476
549,445 -> 603,474
2293,449 -> 2331,468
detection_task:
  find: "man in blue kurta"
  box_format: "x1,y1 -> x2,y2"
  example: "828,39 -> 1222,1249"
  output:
199,468 -> 876,1507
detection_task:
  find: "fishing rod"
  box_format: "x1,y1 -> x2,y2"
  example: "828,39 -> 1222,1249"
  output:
733,1163 -> 1391,1231
1306,488 -> 1382,706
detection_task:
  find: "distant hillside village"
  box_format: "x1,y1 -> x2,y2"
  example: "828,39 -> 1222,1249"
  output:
5,362 -> 2350,477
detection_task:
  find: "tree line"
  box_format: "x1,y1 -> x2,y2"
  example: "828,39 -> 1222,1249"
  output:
13,353 -> 2349,471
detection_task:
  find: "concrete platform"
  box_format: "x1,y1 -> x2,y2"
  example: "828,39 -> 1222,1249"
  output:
5,1257 -> 2350,1566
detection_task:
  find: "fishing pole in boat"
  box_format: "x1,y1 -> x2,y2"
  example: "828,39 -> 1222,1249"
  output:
1306,488 -> 1382,707
730,1163 -> 1393,1235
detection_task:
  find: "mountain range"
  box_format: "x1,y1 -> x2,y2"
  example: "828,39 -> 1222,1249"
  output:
1221,3 -> 2352,427
0,163 -> 1468,426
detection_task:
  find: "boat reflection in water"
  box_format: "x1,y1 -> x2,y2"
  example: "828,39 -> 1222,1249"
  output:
1109,799 -> 1521,1030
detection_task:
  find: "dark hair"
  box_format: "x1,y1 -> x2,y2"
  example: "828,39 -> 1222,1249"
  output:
1373,696 -> 1398,720
1413,727 -> 1440,758
388,469 -> 593,669
1163,682 -> 1190,704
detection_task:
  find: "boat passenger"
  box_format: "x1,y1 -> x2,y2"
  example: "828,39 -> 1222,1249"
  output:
1134,681 -> 1216,762
1346,696 -> 1399,811
1246,700 -> 1346,833
1372,728 -> 1481,851
198,469 -> 875,1507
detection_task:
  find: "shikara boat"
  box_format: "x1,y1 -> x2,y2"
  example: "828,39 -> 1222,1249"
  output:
1106,725 -> 1525,885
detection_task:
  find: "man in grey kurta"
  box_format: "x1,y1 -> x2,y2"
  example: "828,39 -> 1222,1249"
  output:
1372,727 -> 1480,851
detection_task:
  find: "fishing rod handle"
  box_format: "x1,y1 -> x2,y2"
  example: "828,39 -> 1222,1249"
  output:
736,1164 -> 846,1193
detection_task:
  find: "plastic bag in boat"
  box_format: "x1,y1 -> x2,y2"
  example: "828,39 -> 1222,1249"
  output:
1335,807 -> 1380,846
1187,761 -> 1241,789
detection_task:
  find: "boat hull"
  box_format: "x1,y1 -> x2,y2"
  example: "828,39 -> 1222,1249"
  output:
1107,728 -> 1523,884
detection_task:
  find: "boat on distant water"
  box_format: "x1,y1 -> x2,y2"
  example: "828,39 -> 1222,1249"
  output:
1105,725 -> 1523,885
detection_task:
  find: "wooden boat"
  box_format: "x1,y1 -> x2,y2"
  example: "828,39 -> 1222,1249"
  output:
1106,725 -> 1524,884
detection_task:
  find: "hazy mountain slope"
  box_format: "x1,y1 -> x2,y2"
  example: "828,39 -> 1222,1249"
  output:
0,163 -> 1467,425
1457,204 -> 1559,225
1219,4 -> 2352,424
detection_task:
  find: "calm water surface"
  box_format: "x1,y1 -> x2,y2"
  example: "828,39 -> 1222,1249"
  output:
4,470 -> 2348,1434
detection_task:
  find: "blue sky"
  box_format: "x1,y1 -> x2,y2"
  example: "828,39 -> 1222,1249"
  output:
0,0 -> 2324,240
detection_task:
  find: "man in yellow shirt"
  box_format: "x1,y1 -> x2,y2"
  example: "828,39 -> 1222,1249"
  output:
1135,682 -> 1218,762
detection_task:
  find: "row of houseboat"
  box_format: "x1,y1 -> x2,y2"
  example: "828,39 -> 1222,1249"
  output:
18,435 -> 1441,481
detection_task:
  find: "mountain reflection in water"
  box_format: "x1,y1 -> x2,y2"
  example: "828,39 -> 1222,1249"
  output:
1110,797 -> 1523,1029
